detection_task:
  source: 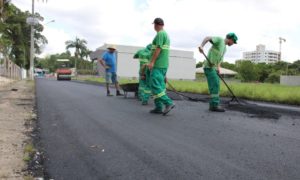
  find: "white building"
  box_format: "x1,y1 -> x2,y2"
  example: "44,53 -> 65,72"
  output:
243,44 -> 280,64
90,44 -> 196,80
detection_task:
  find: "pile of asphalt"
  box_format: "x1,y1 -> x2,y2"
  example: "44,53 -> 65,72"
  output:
167,91 -> 300,120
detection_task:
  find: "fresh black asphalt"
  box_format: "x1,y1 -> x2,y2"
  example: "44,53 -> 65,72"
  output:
35,78 -> 300,180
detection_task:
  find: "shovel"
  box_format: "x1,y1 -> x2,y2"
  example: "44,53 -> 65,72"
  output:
202,52 -> 241,104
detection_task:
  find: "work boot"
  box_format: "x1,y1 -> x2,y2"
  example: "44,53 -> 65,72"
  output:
107,91 -> 113,96
163,104 -> 175,116
209,106 -> 225,112
116,90 -> 123,96
149,108 -> 163,114
142,101 -> 148,105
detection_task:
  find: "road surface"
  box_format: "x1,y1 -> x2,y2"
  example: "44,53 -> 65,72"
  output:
35,78 -> 300,180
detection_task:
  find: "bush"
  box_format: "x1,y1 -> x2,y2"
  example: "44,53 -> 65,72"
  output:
237,61 -> 258,82
77,69 -> 97,75
266,72 -> 280,83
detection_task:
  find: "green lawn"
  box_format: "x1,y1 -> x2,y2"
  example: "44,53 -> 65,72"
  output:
82,76 -> 138,84
80,76 -> 300,105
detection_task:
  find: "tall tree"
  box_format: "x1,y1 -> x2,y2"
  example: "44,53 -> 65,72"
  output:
0,3 -> 47,69
65,37 -> 88,59
65,37 -> 88,70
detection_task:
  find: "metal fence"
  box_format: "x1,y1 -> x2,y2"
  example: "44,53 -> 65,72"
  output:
0,58 -> 23,80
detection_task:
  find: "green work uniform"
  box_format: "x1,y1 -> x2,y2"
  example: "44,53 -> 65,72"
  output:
204,37 -> 226,108
133,48 -> 151,102
141,67 -> 152,103
150,30 -> 173,110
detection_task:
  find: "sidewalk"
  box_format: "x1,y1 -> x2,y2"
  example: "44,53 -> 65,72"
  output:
0,78 -> 35,179
0,76 -> 15,86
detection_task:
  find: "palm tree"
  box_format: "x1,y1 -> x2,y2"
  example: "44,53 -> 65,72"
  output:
79,47 -> 92,60
65,37 -> 88,72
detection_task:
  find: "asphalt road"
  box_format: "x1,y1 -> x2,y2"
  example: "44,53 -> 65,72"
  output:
35,78 -> 300,180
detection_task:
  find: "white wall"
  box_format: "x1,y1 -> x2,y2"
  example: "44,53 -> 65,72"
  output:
117,53 -> 139,78
167,56 -> 195,80
117,52 -> 195,80
280,76 -> 300,86
95,44 -> 195,80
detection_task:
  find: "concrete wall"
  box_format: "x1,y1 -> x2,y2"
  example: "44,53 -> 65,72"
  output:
0,58 -> 22,80
280,76 -> 300,86
92,44 -> 195,80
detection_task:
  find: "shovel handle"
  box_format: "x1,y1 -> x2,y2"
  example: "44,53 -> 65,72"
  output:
202,52 -> 239,103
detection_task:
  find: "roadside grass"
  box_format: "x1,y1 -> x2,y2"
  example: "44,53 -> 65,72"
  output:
168,80 -> 300,105
23,143 -> 36,162
23,175 -> 34,180
79,76 -> 300,105
80,76 -> 138,84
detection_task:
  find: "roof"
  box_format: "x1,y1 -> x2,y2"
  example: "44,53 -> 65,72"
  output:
196,67 -> 237,75
57,59 -> 70,62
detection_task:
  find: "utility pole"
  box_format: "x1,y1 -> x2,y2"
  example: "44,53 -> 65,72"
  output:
28,0 -> 48,79
279,37 -> 286,61
29,0 -> 35,80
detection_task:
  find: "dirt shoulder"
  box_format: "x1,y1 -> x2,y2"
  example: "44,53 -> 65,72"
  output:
0,78 -> 35,179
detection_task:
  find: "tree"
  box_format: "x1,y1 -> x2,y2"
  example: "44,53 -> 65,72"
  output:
196,61 -> 203,68
266,72 -> 280,83
255,63 -> 272,82
289,60 -> 300,75
65,37 -> 88,70
221,62 -> 236,71
65,37 -> 88,59
0,0 -> 10,21
35,51 -> 72,72
0,3 -> 47,69
237,60 -> 258,82
79,47 -> 92,60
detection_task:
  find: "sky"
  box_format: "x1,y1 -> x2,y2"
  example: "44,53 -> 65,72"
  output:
11,0 -> 300,63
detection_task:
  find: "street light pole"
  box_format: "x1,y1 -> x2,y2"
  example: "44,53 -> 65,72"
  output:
279,37 -> 286,61
29,0 -> 35,80
44,19 -> 55,25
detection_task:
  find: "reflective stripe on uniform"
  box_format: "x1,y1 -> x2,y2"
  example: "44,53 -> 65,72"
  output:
151,45 -> 157,50
143,90 -> 151,94
210,94 -> 219,98
151,45 -> 169,50
139,59 -> 148,63
161,45 -> 169,50
153,90 -> 166,99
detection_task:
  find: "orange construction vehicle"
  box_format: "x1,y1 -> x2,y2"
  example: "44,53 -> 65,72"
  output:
56,59 -> 72,81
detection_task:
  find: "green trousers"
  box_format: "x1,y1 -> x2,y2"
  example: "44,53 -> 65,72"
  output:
204,68 -> 220,107
141,68 -> 151,103
138,78 -> 144,101
138,68 -> 151,101
150,68 -> 173,110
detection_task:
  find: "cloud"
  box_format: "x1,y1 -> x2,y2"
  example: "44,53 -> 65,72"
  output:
39,27 -> 72,57
12,0 -> 300,63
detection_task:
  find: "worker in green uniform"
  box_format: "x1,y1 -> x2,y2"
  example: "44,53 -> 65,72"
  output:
133,44 -> 152,105
148,18 -> 175,115
198,33 -> 238,112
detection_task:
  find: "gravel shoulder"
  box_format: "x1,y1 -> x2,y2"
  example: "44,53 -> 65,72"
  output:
0,77 -> 35,179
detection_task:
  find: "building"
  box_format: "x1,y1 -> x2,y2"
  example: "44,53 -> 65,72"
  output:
243,44 -> 280,64
90,44 -> 196,80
